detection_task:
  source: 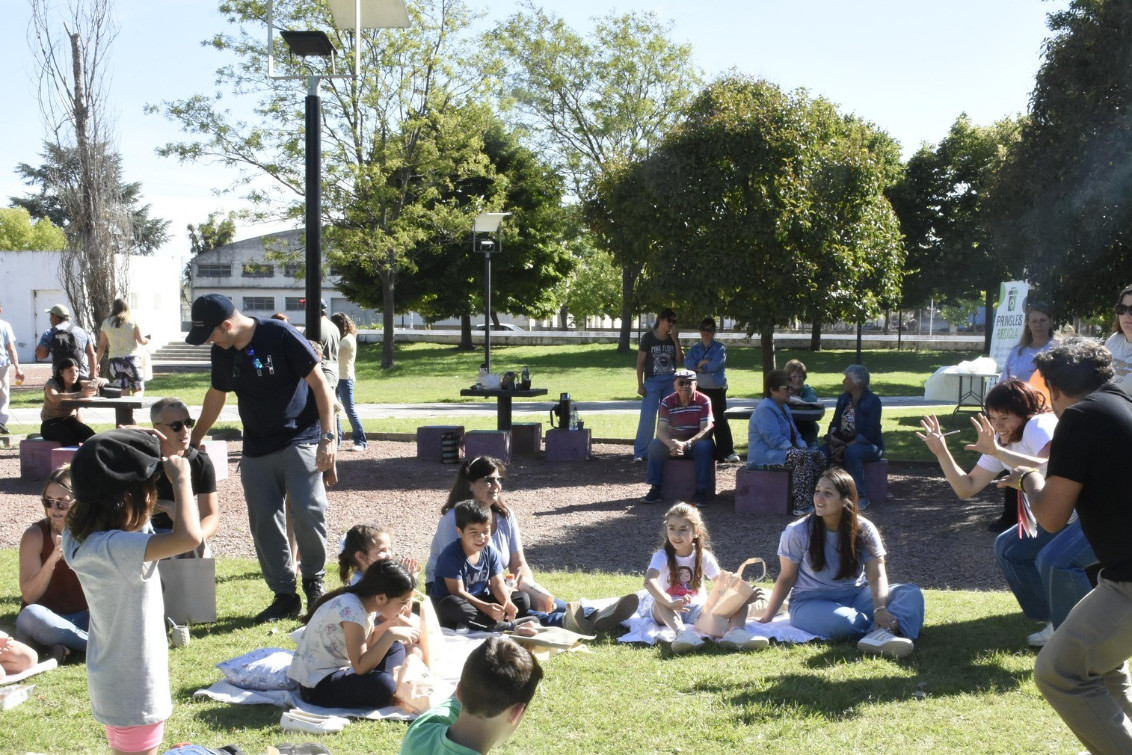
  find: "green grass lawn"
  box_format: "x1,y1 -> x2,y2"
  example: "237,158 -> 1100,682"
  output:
0,553 -> 1078,754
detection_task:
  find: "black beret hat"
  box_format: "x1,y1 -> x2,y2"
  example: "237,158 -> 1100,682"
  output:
70,429 -> 163,500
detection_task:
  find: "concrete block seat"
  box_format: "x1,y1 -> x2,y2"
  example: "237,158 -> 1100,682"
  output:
544,428 -> 590,462
50,446 -> 80,471
416,425 -> 464,462
510,422 -> 542,457
660,458 -> 716,501
734,466 -> 790,515
864,459 -> 889,503
463,430 -> 511,464
20,438 -> 62,480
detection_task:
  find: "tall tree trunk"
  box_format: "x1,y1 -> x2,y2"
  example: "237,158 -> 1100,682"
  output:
616,264 -> 638,353
809,319 -> 822,352
381,258 -> 395,369
983,286 -> 994,355
458,312 -> 474,350
558,304 -> 569,329
760,326 -> 776,374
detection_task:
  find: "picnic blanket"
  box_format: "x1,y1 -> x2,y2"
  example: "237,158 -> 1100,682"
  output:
617,590 -> 819,645
0,658 -> 58,686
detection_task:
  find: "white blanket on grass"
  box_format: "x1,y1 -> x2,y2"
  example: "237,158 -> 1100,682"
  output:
194,628 -> 485,721
617,590 -> 819,645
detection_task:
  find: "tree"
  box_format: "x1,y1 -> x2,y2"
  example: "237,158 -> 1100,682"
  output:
991,0 -> 1132,319
0,207 -> 67,251
890,114 -> 1023,352
496,3 -> 699,351
338,118 -> 573,349
154,0 -> 494,368
12,143 -> 170,255
27,0 -> 167,330
188,211 -> 237,256
609,76 -> 903,373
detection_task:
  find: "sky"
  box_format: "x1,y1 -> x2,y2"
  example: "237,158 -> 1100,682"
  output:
0,0 -> 1071,266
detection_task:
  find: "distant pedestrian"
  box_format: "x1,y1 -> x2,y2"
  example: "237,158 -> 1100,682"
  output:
634,308 -> 682,461
0,300 -> 25,434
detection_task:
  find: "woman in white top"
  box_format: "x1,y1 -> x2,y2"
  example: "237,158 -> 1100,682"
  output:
918,379 -> 1091,647
330,313 -> 368,451
94,298 -> 149,395
999,300 -> 1055,383
1104,284 -> 1132,394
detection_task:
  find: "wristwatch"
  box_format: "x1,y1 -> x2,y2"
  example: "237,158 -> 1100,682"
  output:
321,432 -> 335,443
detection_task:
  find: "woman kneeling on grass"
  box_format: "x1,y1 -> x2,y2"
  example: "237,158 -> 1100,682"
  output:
759,467 -> 924,658
289,559 -> 419,709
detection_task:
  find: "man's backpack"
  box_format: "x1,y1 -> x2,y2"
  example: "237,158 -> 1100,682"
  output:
49,327 -> 82,371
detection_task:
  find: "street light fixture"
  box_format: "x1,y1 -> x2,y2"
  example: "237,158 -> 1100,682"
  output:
473,212 -> 510,373
265,0 -> 409,340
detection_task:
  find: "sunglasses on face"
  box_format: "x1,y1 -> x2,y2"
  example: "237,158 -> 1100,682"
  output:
159,418 -> 196,432
1116,304 -> 1132,316
42,496 -> 73,511
675,379 -> 695,387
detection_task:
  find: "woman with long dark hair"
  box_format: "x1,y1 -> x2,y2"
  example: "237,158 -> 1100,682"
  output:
759,467 -> 924,658
40,357 -> 98,446
330,312 -> 368,451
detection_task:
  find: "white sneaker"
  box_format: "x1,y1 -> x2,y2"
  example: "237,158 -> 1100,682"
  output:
280,708 -> 350,734
719,627 -> 769,651
1028,622 -> 1055,648
725,453 -> 741,463
632,456 -> 644,463
351,443 -> 366,452
671,627 -> 705,654
857,628 -> 914,658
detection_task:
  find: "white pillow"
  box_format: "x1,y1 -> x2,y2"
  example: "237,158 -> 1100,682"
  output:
216,648 -> 294,691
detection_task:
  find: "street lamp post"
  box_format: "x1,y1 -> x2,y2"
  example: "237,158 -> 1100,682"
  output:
265,0 -> 409,340
473,212 -> 510,373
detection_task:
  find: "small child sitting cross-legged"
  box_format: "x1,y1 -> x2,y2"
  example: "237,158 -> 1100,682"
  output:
399,636 -> 543,754
430,501 -> 532,632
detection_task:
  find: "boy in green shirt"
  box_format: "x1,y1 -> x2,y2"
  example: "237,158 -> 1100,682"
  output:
400,636 -> 543,754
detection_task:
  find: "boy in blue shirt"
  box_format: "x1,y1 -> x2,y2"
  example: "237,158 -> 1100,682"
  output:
430,501 -> 531,632
399,636 -> 543,754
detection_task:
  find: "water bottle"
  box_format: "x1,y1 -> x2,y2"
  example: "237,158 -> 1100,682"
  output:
569,405 -> 579,431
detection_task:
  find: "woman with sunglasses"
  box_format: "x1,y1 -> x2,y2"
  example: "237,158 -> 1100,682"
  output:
148,397 -> 219,555
17,465 -> 89,660
425,456 -> 639,634
1105,284 -> 1132,394
685,317 -> 740,463
1000,301 -> 1056,384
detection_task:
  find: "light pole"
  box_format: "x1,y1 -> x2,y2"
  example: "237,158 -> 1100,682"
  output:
473,212 -> 510,373
266,0 -> 409,340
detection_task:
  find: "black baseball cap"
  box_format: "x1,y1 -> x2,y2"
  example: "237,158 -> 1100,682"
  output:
186,294 -> 235,345
71,429 -> 163,501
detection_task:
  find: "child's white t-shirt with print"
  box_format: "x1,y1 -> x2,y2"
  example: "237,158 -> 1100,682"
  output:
647,548 -> 721,607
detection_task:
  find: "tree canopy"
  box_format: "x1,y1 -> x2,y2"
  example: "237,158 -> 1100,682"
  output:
0,207 -> 67,251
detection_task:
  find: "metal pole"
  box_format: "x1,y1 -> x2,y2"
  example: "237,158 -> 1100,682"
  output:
304,76 -> 322,341
484,242 -> 492,373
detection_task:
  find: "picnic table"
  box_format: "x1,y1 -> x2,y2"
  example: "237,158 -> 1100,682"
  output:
61,396 -> 147,426
724,400 -> 826,425
459,387 -> 548,431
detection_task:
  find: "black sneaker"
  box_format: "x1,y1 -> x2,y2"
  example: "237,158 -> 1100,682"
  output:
641,485 -> 663,504
302,575 -> 325,610
0,422 -> 8,434
693,489 -> 710,508
254,592 -> 302,623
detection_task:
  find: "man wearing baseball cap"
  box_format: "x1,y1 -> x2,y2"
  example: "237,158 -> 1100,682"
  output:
185,293 -> 337,622
35,303 -> 97,379
641,368 -> 715,507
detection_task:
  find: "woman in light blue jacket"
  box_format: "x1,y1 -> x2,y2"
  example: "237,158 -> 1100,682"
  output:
685,317 -> 739,462
748,370 -> 827,515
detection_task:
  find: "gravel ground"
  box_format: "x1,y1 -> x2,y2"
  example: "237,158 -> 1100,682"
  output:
0,439 -> 1010,591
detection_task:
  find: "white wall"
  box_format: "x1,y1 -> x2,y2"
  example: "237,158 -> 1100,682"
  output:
0,250 -> 183,363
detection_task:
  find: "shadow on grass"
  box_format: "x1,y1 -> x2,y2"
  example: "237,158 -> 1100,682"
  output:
189,702 -> 281,730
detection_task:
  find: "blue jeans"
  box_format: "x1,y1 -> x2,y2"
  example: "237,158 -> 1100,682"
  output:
646,437 -> 715,492
335,378 -> 367,447
1036,520 -> 1098,628
994,525 -> 1057,622
529,597 -> 585,628
634,375 -> 674,458
789,583 -> 924,640
16,604 -> 89,652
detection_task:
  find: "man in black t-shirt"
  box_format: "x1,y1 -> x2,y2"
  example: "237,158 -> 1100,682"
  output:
186,294 -> 337,623
149,397 -> 218,555
1003,338 -> 1132,753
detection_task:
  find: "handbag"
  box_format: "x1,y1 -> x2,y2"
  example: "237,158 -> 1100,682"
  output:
696,371 -> 720,390
693,558 -> 766,638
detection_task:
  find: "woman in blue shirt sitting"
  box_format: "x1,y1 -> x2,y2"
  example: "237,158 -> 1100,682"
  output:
748,369 -> 827,516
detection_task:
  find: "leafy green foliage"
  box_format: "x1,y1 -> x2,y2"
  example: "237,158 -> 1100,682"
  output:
0,206 -> 66,251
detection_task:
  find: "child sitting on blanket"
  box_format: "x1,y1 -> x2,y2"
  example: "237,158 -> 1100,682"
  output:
399,636 -> 542,755
430,502 -> 532,633
289,559 -> 420,709
339,524 -> 420,586
644,502 -> 766,653
0,630 -> 39,681
63,429 -> 202,755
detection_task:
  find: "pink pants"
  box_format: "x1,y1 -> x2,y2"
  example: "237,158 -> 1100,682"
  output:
105,721 -> 164,753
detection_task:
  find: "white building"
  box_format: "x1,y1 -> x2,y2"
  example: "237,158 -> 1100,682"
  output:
0,250 -> 183,364
189,229 -> 382,327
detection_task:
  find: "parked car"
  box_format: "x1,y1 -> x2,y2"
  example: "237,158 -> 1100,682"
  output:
474,323 -> 524,331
